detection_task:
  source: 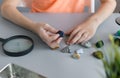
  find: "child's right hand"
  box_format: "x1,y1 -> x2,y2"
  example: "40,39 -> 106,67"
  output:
33,23 -> 63,49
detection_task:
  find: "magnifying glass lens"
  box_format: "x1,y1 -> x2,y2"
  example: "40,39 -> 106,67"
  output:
3,38 -> 33,53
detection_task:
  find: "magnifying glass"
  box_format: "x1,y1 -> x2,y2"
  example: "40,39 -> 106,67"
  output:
0,35 -> 34,57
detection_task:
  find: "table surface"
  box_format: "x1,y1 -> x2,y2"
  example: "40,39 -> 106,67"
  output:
0,13 -> 120,78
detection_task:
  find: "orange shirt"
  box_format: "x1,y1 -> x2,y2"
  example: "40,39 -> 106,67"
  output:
31,0 -> 86,13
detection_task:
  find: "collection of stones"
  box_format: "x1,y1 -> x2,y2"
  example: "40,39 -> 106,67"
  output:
54,30 -> 120,60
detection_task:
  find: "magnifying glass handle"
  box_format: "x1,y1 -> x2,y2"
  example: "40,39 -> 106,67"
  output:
0,38 -> 5,42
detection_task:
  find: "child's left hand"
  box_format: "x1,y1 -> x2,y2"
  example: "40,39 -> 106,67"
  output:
66,21 -> 98,45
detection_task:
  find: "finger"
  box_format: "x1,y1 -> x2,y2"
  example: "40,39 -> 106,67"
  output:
47,31 -> 58,36
56,38 -> 63,44
83,35 -> 92,42
77,32 -> 88,44
40,29 -> 57,43
48,43 -> 59,49
67,28 -> 80,44
46,31 -> 53,36
48,38 -> 62,49
39,29 -> 50,42
49,34 -> 60,42
44,24 -> 58,33
70,30 -> 84,44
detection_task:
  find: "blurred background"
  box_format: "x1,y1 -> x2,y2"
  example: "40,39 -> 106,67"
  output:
114,0 -> 120,13
95,0 -> 120,13
0,0 -> 119,13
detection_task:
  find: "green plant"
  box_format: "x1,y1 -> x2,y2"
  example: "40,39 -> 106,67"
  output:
102,35 -> 120,78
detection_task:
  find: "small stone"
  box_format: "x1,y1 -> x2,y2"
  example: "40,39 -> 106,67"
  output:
81,41 -> 92,48
76,49 -> 84,54
72,52 -> 80,59
95,40 -> 104,48
92,51 -> 103,59
114,38 -> 120,46
61,46 -> 71,53
57,30 -> 64,37
51,46 -> 59,50
114,30 -> 120,36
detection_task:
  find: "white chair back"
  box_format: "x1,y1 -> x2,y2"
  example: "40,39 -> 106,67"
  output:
91,0 -> 95,13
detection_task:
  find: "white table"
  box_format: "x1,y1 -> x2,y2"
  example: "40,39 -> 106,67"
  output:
0,13 -> 120,78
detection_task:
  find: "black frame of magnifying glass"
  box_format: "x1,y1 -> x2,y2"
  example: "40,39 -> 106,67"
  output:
116,17 -> 120,25
1,35 -> 34,57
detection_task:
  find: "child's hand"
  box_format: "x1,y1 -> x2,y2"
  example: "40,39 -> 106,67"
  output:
66,22 -> 98,45
33,23 -> 63,48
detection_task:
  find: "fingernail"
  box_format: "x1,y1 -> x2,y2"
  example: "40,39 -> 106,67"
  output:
66,42 -> 69,45
60,38 -> 63,40
57,34 -> 60,37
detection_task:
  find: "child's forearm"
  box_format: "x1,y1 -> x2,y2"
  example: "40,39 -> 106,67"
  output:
1,3 -> 36,33
87,0 -> 116,27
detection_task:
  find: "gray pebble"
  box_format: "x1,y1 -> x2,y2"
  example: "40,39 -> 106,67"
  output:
71,52 -> 80,59
61,46 -> 71,53
80,41 -> 92,48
